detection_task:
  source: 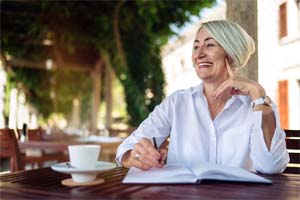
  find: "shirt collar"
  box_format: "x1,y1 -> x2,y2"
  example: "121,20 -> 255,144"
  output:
190,82 -> 204,95
225,95 -> 249,109
232,95 -> 248,105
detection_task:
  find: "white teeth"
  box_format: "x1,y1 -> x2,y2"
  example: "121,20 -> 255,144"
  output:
198,63 -> 212,67
199,63 -> 211,66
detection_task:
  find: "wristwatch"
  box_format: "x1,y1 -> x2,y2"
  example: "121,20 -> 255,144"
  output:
251,96 -> 271,108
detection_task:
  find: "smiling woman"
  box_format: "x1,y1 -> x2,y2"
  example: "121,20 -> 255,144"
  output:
116,20 -> 289,174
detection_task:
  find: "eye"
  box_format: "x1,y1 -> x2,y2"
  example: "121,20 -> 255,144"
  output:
207,43 -> 215,48
193,46 -> 199,51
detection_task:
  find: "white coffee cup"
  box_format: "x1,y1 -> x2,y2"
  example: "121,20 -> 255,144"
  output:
68,145 -> 101,183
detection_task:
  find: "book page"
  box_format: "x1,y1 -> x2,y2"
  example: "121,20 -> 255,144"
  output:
191,163 -> 271,184
123,164 -> 198,184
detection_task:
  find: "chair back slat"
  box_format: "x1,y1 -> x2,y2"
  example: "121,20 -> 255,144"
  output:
285,139 -> 300,149
0,129 -> 24,171
16,129 -> 44,141
284,129 -> 300,174
27,129 -> 43,141
289,152 -> 300,164
0,142 -> 14,157
283,167 -> 300,174
285,129 -> 300,137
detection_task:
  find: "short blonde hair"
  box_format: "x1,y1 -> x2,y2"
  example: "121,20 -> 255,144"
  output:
199,20 -> 255,69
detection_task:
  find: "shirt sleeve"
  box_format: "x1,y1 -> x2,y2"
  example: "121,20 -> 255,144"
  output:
115,93 -> 176,166
249,102 -> 290,174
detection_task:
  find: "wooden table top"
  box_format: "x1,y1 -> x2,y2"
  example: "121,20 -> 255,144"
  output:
18,140 -> 122,151
0,167 -> 299,200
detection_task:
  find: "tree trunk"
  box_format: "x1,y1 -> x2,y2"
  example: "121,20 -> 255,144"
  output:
91,57 -> 103,134
113,0 -> 127,70
105,63 -> 113,129
226,0 -> 258,81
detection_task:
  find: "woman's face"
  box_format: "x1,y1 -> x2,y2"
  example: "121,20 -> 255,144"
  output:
192,28 -> 229,83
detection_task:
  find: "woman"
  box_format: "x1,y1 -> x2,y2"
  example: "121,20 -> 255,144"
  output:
116,20 -> 289,173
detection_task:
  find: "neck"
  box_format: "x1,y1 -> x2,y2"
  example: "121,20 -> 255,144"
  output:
203,79 -> 230,104
203,80 -> 223,97
202,73 -> 229,96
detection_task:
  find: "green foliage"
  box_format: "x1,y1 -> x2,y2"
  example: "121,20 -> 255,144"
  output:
10,68 -> 92,122
1,0 -> 215,126
9,68 -> 54,117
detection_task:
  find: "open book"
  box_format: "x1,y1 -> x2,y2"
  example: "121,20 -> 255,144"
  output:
123,163 -> 272,184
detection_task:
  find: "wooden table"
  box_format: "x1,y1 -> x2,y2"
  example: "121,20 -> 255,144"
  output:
18,140 -> 122,162
0,167 -> 299,200
18,140 -> 121,151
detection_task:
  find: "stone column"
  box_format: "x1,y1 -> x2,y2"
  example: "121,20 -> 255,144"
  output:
69,98 -> 80,129
91,58 -> 103,134
105,63 -> 113,129
226,0 -> 258,81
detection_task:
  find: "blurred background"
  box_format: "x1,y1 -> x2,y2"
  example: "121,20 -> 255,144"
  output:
0,0 -> 299,136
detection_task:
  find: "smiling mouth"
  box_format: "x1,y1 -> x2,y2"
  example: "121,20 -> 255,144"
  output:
198,62 -> 213,68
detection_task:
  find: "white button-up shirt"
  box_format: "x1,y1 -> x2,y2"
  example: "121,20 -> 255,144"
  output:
116,83 -> 289,174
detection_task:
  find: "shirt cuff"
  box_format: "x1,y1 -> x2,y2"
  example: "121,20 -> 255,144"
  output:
115,136 -> 139,166
251,110 -> 289,173
252,102 -> 282,154
115,145 -> 132,167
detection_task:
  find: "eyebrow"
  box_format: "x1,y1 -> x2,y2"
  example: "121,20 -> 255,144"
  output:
194,37 -> 215,43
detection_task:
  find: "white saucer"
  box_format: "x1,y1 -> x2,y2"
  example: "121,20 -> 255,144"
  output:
51,161 -> 116,174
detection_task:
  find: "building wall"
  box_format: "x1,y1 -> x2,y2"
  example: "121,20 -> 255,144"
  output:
258,0 -> 300,129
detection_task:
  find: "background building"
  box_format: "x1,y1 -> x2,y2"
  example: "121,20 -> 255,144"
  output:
162,0 -> 300,129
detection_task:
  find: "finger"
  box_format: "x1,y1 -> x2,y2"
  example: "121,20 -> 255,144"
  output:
230,88 -> 241,96
134,143 -> 158,164
132,158 -> 152,170
134,142 -> 161,167
213,75 -> 247,98
139,153 -> 162,167
130,149 -> 153,170
212,80 -> 231,99
140,138 -> 161,158
225,58 -> 236,77
141,139 -> 164,167
159,149 -> 168,166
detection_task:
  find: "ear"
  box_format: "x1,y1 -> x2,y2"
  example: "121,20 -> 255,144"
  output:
225,55 -> 234,64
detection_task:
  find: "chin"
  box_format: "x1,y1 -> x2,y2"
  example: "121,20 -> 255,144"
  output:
196,74 -> 210,80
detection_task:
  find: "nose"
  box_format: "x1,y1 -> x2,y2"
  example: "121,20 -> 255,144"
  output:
194,46 -> 206,59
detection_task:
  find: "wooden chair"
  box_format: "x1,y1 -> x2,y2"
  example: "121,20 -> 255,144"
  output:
16,128 -> 44,141
0,128 -> 49,172
26,129 -> 68,167
284,129 -> 300,174
27,129 -> 44,141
